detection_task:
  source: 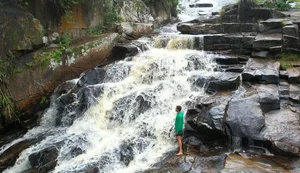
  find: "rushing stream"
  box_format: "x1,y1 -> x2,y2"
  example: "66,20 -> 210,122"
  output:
2,46 -> 221,173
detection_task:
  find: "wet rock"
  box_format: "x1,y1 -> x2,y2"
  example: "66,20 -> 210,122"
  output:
189,3 -> 213,8
253,33 -> 282,50
77,68 -> 107,87
226,96 -> 265,140
185,96 -> 230,136
242,58 -> 280,84
177,23 -> 224,35
56,85 -> 103,126
109,92 -> 153,122
223,153 -> 289,172
118,22 -> 154,40
262,109 -> 300,156
251,51 -> 270,58
28,146 -> 59,172
256,84 -> 280,113
54,80 -> 77,95
119,143 -> 134,166
289,84 -> 300,103
145,155 -> 194,173
194,73 -> 240,94
0,139 -> 39,172
190,154 -> 227,172
183,136 -> 202,146
287,68 -> 300,83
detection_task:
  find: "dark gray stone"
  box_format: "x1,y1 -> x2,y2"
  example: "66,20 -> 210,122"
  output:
226,96 -> 265,139
283,35 -> 300,49
185,96 -> 230,137
177,23 -> 224,35
28,146 -> 58,172
77,68 -> 107,87
240,23 -> 258,32
287,68 -> 300,83
242,58 -> 280,84
256,84 -> 280,113
189,3 -> 213,8
223,23 -> 240,33
289,84 -> 300,103
262,109 -> 300,156
253,34 -> 282,50
260,18 -> 288,30
194,73 -> 240,94
282,24 -> 299,37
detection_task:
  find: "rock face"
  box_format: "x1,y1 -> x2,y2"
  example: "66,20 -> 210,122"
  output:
226,96 -> 265,140
0,0 -> 178,129
0,2 -> 43,59
242,58 -> 280,84
1,33 -> 118,125
262,109 -> 300,156
0,139 -> 40,172
28,146 -> 59,172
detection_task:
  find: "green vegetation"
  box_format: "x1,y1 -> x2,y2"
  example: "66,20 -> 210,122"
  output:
40,96 -> 49,106
280,53 -> 300,69
33,50 -> 63,66
0,88 -> 23,125
26,62 -> 33,67
263,0 -> 291,11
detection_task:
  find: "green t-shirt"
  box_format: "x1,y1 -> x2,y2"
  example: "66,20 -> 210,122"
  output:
175,111 -> 184,132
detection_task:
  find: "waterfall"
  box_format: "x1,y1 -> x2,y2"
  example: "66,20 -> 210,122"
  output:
0,0 -> 246,172
2,47 -> 220,173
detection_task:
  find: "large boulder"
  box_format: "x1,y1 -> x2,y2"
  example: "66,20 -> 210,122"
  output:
185,96 -> 231,136
118,22 -> 154,40
262,109 -> 300,156
0,139 -> 39,172
226,96 -> 265,140
28,146 -> 59,172
242,58 -> 280,84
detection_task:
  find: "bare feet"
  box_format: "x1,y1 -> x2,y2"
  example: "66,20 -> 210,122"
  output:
176,152 -> 183,156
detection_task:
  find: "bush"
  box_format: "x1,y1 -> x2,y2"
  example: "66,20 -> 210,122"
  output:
264,0 -> 291,11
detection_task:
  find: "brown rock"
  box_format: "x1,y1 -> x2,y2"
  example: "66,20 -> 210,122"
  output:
1,33 -> 118,121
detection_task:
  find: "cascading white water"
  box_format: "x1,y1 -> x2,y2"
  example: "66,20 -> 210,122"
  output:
178,0 -> 238,22
2,47 -> 220,173
0,0 -> 243,172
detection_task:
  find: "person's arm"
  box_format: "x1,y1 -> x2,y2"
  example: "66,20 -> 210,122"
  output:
175,114 -> 178,132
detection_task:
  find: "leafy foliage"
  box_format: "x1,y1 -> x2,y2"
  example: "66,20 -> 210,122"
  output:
280,53 -> 300,69
263,0 -> 291,11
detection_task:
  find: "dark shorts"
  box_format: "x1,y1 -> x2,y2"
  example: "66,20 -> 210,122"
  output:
176,130 -> 184,137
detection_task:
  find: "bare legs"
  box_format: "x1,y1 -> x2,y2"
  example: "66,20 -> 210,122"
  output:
176,136 -> 183,156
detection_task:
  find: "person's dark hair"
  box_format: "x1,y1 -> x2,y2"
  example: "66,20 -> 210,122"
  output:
176,105 -> 182,111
